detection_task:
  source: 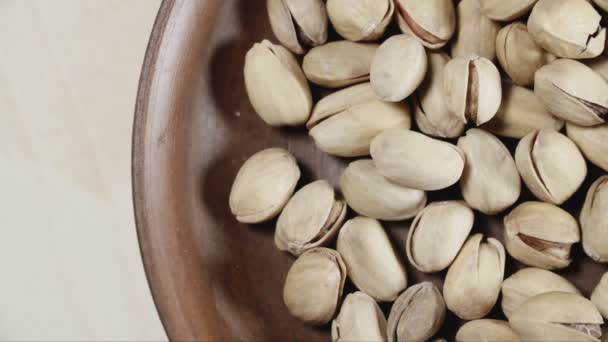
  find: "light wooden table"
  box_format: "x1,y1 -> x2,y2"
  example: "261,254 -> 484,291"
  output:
0,1 -> 167,340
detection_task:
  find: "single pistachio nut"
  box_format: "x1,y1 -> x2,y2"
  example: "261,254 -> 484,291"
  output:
456,319 -> 521,342
515,129 -> 587,205
451,0 -> 500,60
444,234 -> 506,320
567,123 -> 608,172
387,282 -> 446,342
275,180 -> 346,256
370,129 -> 465,191
587,55 -> 608,80
340,159 -> 427,221
326,0 -> 394,42
267,0 -> 328,55
479,0 -> 537,21
458,128 -> 521,215
528,0 -> 605,59
504,201 -> 580,270
535,59 -> 608,126
331,291 -> 387,342
394,0 -> 456,49
592,273 -> 608,320
283,247 -> 347,326
483,83 -> 564,139
594,0 -> 608,12
414,51 -> 466,138
406,201 -> 474,273
303,41 -> 378,88
501,267 -> 580,319
443,54 -> 502,126
510,292 -> 604,342
581,176 -> 608,262
229,148 -> 300,223
370,34 -> 427,102
496,22 -> 556,87
244,40 -> 312,126
336,217 -> 408,302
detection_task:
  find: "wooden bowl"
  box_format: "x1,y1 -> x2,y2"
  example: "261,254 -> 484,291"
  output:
133,0 -> 608,340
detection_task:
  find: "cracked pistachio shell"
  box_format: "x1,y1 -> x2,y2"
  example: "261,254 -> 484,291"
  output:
592,273 -> 608,320
244,40 -> 312,126
370,34 -> 427,102
394,0 -> 456,49
480,0 -> 537,21
510,292 -> 604,342
581,176 -> 608,262
327,0 -> 394,42
229,148 -> 300,223
587,55 -> 608,80
331,291 -> 387,342
387,282 -> 446,342
451,0 -> 500,60
515,129 -> 587,205
528,0 -> 606,59
496,23 -> 556,87
501,267 -> 580,319
535,59 -> 608,126
504,201 -> 580,270
370,129 -> 465,191
456,319 -> 521,342
303,41 -> 378,88
283,248 -> 347,326
444,234 -> 506,320
308,83 -> 412,157
414,51 -> 466,138
406,201 -> 474,273
567,123 -> 608,171
458,129 -> 521,215
275,180 -> 346,256
267,0 -> 328,55
483,83 -> 564,139
340,159 -> 427,221
443,55 -> 502,126
337,217 -> 408,302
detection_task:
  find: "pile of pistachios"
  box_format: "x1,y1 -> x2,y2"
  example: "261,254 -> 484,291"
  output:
229,0 -> 608,340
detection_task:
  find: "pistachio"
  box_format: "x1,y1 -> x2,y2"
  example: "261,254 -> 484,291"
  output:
592,272 -> 608,320
444,234 -> 506,320
341,159 -> 427,221
394,0 -> 456,49
229,148 -> 300,223
451,0 -> 500,60
587,55 -> 608,80
336,217 -> 408,302
283,247 -> 347,326
581,176 -> 608,262
244,40 -> 312,126
456,319 -> 521,342
406,201 -> 474,273
496,22 -> 556,87
326,0 -> 394,42
504,201 -> 580,270
458,129 -> 521,215
414,51 -> 466,138
370,129 -> 465,191
567,123 -> 608,172
528,0 -> 605,59
501,267 -> 581,319
535,59 -> 608,126
275,180 -> 346,256
483,83 -> 564,139
510,292 -> 604,342
267,0 -> 328,55
370,34 -> 427,102
303,41 -> 378,88
443,55 -> 502,126
331,291 -> 387,342
479,0 -> 538,21
515,129 -> 587,205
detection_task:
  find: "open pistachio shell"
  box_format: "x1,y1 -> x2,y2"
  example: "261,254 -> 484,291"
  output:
327,0 -> 394,42
456,319 -> 521,342
581,176 -> 608,262
567,123 -> 608,172
592,272 -> 608,320
394,0 -> 456,49
331,291 -> 387,342
267,0 -> 328,55
479,0 -> 537,21
451,0 -> 500,60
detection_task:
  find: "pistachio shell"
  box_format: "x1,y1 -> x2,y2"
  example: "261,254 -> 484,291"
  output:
307,83 -> 378,128
244,40 -> 312,126
504,201 -> 580,270
581,176 -> 608,262
567,123 -> 608,171
267,0 -> 328,55
341,159 -> 427,221
515,129 -> 587,205
326,0 -> 394,42
456,319 -> 521,342
406,201 -> 474,273
336,217 -> 408,302
394,0 -> 456,49
479,0 -> 537,21
275,180 -> 346,256
370,129 -> 465,191
331,291 -> 387,342
592,272 -> 608,320
451,0 -> 500,60
229,148 -> 300,223
370,34 -> 427,102
444,234 -> 506,320
587,55 -> 608,80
